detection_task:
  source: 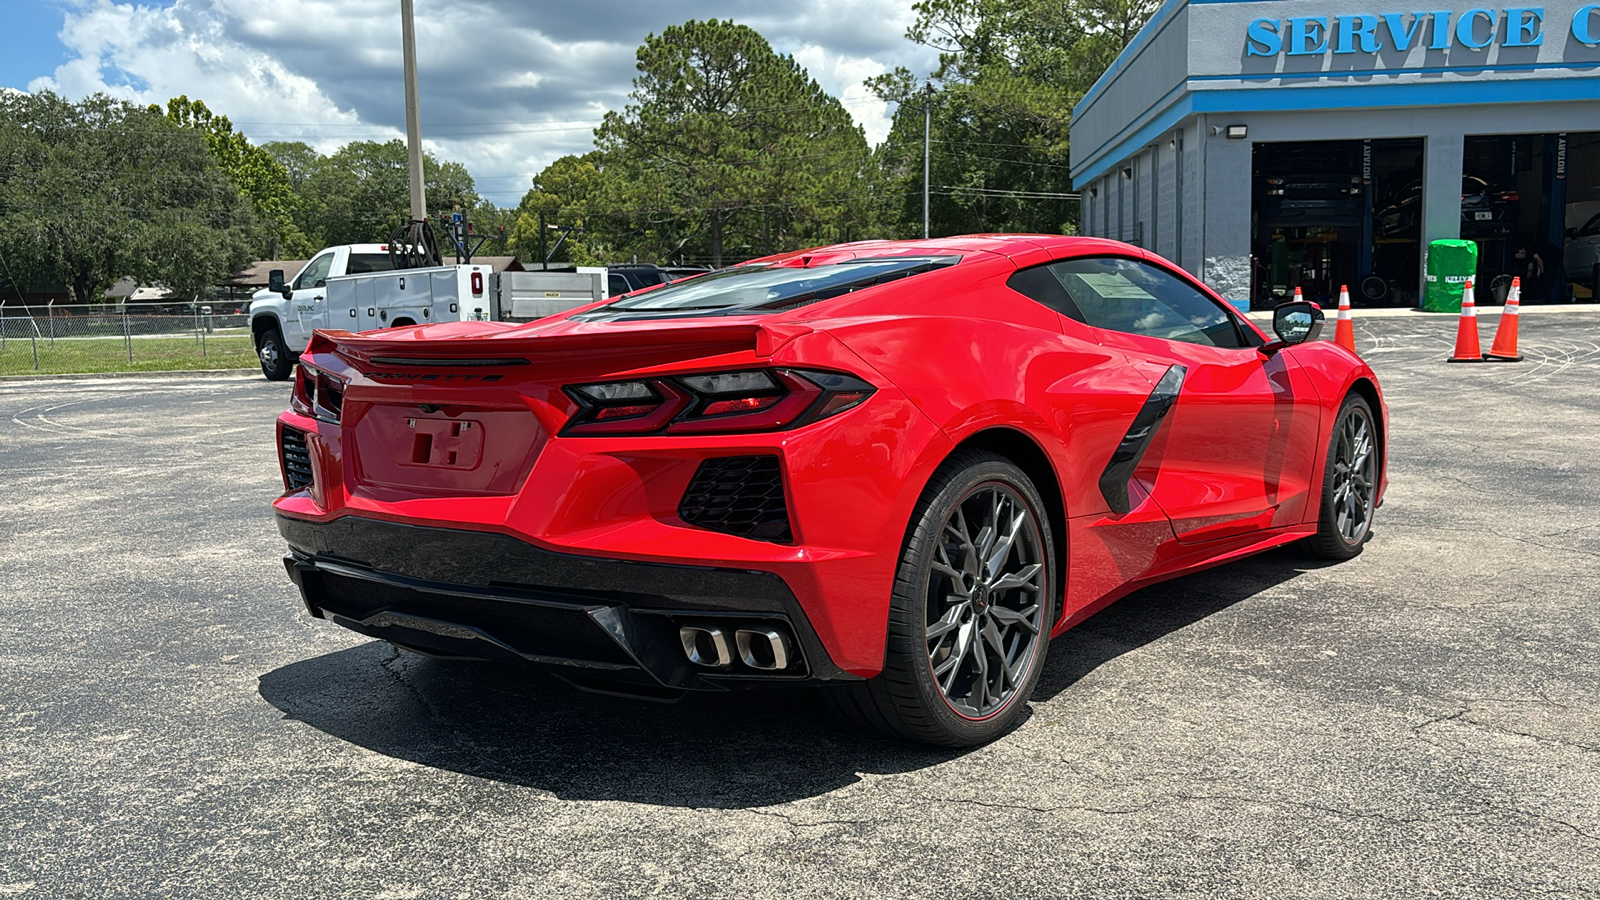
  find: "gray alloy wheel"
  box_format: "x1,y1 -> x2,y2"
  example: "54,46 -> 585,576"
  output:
826,449 -> 1055,746
258,328 -> 293,381
1307,394 -> 1377,559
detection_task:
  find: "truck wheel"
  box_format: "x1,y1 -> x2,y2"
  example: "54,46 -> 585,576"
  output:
257,328 -> 294,381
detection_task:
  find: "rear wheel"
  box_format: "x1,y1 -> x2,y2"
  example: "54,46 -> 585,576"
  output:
257,327 -> 293,381
829,450 -> 1055,746
1305,394 -> 1378,559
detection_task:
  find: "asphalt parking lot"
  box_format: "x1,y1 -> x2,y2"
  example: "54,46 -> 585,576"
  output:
3,310 -> 1598,898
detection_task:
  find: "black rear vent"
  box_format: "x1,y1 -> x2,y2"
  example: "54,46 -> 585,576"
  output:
280,426 -> 314,492
679,456 -> 792,543
316,572 -> 632,666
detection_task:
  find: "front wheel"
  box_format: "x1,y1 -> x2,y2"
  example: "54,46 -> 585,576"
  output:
829,450 -> 1056,747
257,327 -> 294,381
1305,394 -> 1378,559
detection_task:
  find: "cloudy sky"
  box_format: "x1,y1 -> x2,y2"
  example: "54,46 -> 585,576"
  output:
3,0 -> 939,207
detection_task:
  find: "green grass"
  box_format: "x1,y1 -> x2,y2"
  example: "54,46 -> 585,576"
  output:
0,333 -> 258,376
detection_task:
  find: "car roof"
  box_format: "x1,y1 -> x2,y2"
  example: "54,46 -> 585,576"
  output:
741,234 -> 1139,269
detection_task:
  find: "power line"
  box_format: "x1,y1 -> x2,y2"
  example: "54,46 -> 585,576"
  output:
934,186 -> 1079,200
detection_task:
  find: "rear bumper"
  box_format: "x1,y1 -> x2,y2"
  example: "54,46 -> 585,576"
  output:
277,514 -> 858,690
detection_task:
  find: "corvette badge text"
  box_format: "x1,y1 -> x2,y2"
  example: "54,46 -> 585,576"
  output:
1246,6 -> 1600,55
364,372 -> 505,382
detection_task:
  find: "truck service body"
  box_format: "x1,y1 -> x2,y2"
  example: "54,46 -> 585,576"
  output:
249,244 -> 611,380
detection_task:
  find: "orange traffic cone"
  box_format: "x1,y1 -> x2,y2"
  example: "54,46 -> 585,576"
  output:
1333,284 -> 1357,354
1484,276 -> 1524,362
1447,278 -> 1484,363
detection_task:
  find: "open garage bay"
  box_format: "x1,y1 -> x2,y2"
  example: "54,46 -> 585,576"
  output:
2,311 -> 1598,897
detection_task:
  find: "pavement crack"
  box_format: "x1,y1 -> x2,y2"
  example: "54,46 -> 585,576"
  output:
1412,701 -> 1600,755
921,796 -> 1144,816
745,808 -> 869,829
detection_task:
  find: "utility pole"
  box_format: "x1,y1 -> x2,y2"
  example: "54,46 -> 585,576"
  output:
401,0 -> 426,223
923,81 -> 932,240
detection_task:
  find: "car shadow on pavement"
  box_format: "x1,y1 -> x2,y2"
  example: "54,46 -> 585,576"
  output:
1034,546 -> 1342,701
257,546 -> 1339,808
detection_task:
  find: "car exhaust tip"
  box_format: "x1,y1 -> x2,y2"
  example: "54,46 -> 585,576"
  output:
735,627 -> 792,671
679,625 -> 733,668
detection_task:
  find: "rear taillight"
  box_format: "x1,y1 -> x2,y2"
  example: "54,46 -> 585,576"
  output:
291,365 -> 346,424
562,368 -> 874,436
1497,191 -> 1519,202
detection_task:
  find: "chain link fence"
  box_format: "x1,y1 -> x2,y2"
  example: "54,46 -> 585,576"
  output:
0,304 -> 260,375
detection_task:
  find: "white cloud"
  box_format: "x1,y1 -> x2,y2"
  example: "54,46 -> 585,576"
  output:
29,0 -> 938,207
791,45 -> 897,146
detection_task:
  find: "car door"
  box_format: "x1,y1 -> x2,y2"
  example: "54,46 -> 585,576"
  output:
1040,254 -> 1321,543
285,250 -> 337,348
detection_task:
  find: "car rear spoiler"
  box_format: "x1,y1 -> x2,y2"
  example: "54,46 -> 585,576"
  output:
306,319 -> 816,363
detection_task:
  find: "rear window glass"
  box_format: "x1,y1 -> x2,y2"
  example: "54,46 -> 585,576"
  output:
573,256 -> 960,321
347,253 -> 399,275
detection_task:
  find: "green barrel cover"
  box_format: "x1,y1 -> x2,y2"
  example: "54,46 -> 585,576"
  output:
1423,239 -> 1478,313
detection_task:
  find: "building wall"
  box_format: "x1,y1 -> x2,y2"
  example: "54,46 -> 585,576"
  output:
1081,101 -> 1598,300
1075,0 -> 1600,187
1072,3 -> 1193,182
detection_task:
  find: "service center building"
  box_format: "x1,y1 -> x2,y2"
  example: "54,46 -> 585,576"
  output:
1071,0 -> 1600,308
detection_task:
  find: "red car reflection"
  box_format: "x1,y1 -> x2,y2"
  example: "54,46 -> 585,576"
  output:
274,235 -> 1388,746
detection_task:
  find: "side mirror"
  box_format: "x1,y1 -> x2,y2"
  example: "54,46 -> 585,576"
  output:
1263,300 -> 1324,352
268,269 -> 290,298
1567,228 -> 1579,240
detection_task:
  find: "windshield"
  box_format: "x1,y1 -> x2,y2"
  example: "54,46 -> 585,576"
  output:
574,256 -> 960,321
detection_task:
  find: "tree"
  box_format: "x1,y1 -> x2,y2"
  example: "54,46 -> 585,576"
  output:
0,91 -> 254,304
593,20 -> 875,267
293,140 -> 481,248
155,95 -> 312,258
869,0 -> 1158,237
508,153 -> 603,265
263,141 -> 321,192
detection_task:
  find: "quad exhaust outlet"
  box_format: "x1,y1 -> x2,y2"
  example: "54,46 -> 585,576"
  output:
678,625 -> 733,668
678,623 -> 794,672
736,627 -> 791,671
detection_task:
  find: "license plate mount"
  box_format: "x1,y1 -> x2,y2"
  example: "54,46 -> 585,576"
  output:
403,417 -> 484,469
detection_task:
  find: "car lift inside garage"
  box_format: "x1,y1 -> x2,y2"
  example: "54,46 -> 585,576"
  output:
1251,133 -> 1599,308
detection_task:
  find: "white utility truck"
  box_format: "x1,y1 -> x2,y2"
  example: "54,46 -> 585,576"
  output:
248,244 -> 608,380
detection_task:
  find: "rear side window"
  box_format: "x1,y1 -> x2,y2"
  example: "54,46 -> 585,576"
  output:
574,256 -> 960,322
347,253 -> 398,275
1045,257 -> 1244,348
1006,265 -> 1083,320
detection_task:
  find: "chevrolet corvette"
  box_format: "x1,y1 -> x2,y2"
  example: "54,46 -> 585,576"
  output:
273,235 -> 1387,746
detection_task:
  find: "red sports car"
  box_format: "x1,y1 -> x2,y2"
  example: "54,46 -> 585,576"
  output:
274,235 -> 1387,746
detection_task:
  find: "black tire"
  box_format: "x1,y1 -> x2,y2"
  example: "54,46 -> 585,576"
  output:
257,327 -> 294,381
1305,394 -> 1378,560
828,449 -> 1056,747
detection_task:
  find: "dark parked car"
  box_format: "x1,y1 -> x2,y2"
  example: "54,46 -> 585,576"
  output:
608,264 -> 715,297
1255,148 -> 1364,227
1377,175 -> 1518,238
